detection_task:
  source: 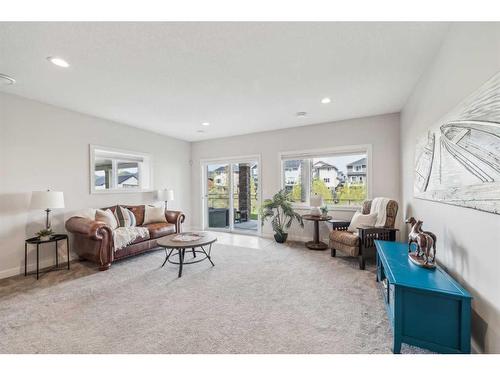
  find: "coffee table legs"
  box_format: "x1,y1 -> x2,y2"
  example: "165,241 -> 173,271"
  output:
200,244 -> 215,266
161,244 -> 215,277
178,249 -> 185,278
161,248 -> 173,268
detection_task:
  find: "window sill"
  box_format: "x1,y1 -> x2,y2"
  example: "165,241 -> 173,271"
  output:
292,205 -> 360,212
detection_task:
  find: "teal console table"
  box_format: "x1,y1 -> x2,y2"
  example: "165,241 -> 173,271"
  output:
375,240 -> 472,354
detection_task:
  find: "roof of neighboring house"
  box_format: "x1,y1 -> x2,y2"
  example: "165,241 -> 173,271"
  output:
312,161 -> 338,170
95,176 -> 105,186
213,166 -> 227,173
283,160 -> 301,169
119,174 -> 138,184
95,173 -> 138,186
346,157 -> 367,167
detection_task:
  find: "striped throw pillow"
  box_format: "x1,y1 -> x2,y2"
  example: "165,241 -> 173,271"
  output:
114,206 -> 136,227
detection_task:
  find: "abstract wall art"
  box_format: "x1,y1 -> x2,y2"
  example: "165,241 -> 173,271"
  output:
414,72 -> 500,214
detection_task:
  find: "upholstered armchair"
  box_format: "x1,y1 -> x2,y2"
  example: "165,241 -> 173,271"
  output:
329,199 -> 398,270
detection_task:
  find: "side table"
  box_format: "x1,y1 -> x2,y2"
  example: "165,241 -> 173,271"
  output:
25,234 -> 70,279
302,215 -> 332,250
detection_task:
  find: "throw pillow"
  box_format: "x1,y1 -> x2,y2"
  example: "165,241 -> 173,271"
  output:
143,204 -> 167,224
114,206 -> 136,227
95,208 -> 119,229
348,211 -> 377,232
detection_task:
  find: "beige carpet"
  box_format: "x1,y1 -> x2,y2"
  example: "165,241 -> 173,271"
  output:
0,237 -> 427,354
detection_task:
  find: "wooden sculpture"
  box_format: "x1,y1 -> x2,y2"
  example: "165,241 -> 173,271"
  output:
405,217 -> 436,269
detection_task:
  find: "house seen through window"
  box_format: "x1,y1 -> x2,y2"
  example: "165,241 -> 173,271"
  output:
282,151 -> 368,207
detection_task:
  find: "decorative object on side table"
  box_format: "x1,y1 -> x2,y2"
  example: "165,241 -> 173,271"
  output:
302,214 -> 332,250
320,205 -> 329,217
406,217 -> 437,269
25,234 -> 70,280
260,189 -> 304,243
36,228 -> 54,241
31,190 -> 65,230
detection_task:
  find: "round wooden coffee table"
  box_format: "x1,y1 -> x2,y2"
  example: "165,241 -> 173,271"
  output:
157,232 -> 217,277
302,215 -> 332,250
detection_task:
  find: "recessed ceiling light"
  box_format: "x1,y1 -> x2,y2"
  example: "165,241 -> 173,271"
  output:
47,56 -> 70,68
0,73 -> 16,86
321,97 -> 331,104
197,130 -> 205,133
201,122 -> 210,126
296,111 -> 307,117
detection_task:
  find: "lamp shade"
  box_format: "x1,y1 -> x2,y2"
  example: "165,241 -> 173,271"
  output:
166,189 -> 174,202
310,194 -> 323,208
157,189 -> 168,201
157,189 -> 174,201
31,191 -> 65,209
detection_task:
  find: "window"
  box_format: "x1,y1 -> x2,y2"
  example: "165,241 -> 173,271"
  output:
90,145 -> 152,193
281,147 -> 370,208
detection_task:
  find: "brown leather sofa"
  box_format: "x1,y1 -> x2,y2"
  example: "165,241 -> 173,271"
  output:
65,205 -> 185,271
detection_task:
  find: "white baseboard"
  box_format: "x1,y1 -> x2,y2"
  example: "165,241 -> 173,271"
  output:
0,253 -> 79,280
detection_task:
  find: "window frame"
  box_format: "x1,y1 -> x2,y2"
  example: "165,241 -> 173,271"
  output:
89,144 -> 153,194
279,144 -> 372,211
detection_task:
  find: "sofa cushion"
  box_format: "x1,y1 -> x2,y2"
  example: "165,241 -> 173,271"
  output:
114,206 -> 136,227
143,204 -> 167,225
95,209 -> 118,229
142,223 -> 176,239
123,205 -> 145,226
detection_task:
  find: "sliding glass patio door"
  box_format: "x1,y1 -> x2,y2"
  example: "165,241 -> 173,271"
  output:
203,157 -> 260,235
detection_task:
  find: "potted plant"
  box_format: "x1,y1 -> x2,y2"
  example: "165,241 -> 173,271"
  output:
36,228 -> 54,241
261,189 -> 304,243
320,206 -> 329,217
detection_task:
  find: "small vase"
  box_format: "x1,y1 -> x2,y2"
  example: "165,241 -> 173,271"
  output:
274,232 -> 288,243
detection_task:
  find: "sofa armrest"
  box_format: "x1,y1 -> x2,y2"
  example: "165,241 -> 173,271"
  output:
65,216 -> 112,241
165,210 -> 185,233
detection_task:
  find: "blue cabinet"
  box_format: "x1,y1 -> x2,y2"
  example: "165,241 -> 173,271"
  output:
375,240 -> 472,354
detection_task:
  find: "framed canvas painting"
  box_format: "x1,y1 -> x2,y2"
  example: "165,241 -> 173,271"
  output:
414,72 -> 500,215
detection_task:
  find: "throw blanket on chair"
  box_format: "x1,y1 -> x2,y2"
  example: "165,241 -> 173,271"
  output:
113,227 -> 149,251
370,197 -> 391,227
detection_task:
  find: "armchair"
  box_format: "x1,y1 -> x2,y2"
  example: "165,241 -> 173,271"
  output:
329,199 -> 398,270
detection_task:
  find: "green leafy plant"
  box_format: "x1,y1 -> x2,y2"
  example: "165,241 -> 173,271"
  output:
36,228 -> 54,237
261,189 -> 304,242
320,206 -> 329,216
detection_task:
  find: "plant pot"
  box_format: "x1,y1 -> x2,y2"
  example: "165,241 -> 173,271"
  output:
274,232 -> 288,243
39,235 -> 51,241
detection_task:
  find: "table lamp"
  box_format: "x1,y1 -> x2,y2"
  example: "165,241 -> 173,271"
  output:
31,190 -> 65,230
157,188 -> 174,209
310,193 -> 323,216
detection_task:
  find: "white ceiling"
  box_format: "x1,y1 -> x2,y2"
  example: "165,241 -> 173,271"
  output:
0,22 -> 449,141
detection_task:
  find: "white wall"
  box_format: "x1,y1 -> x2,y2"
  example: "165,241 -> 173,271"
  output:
0,93 -> 191,279
191,113 -> 401,241
400,23 -> 500,353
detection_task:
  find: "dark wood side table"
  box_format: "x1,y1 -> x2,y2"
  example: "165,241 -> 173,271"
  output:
25,234 -> 70,279
302,215 -> 332,250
